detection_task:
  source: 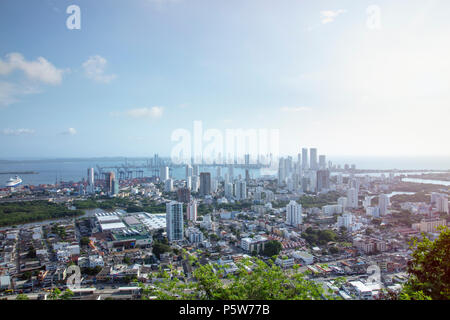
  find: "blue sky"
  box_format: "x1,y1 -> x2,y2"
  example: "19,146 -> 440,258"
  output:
0,0 -> 449,159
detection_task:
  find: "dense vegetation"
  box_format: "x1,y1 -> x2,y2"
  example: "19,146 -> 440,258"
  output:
73,198 -> 167,213
400,227 -> 450,300
262,240 -> 283,257
299,192 -> 342,209
390,192 -> 430,204
302,227 -> 338,246
143,256 -> 336,300
0,201 -> 83,227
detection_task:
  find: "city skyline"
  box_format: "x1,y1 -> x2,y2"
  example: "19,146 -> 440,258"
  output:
1,0 -> 450,159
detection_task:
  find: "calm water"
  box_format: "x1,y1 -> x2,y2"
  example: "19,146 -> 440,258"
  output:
1,157 -> 449,187
0,159 -> 264,186
401,178 -> 450,187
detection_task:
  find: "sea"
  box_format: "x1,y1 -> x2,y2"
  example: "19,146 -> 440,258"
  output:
0,156 -> 449,187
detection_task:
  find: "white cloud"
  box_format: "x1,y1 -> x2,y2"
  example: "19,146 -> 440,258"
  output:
0,53 -> 64,85
320,9 -> 346,24
1,128 -> 35,136
280,106 -> 312,112
82,55 -> 117,83
0,81 -> 41,107
61,128 -> 77,135
126,107 -> 164,119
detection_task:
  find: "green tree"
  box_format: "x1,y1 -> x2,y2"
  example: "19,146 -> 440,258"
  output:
262,240 -> 283,257
80,237 -> 90,246
142,257 -> 335,300
16,294 -> 29,300
400,227 -> 450,300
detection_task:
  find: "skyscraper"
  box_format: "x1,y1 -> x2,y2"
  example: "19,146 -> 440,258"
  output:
87,168 -> 95,193
319,155 -> 326,169
160,166 -> 169,182
105,172 -> 115,194
310,148 -> 318,170
199,172 -> 211,196
112,178 -> 119,196
316,170 -> 330,192
286,200 -> 302,227
177,187 -> 191,203
235,180 -> 247,201
187,199 -> 198,222
302,148 -> 308,170
87,168 -> 94,186
347,188 -> 358,208
164,178 -> 174,192
185,165 -> 193,179
378,194 -> 390,216
244,154 -> 250,165
166,201 -> 184,241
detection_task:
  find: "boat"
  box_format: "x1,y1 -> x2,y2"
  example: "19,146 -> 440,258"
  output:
5,176 -> 22,187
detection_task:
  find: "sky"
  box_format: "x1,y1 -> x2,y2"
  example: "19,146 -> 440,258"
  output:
0,0 -> 449,160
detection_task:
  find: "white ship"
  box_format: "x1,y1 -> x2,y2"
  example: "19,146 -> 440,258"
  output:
5,176 -> 22,187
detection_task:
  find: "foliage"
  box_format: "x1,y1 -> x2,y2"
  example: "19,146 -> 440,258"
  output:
0,201 -> 83,227
302,228 -> 337,246
152,241 -> 172,259
299,192 -> 342,209
262,240 -> 282,257
16,294 -> 29,300
48,288 -> 75,300
400,227 -> 450,300
80,237 -> 90,246
142,257 -> 335,300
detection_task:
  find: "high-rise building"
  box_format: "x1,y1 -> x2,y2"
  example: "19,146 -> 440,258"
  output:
186,176 -> 192,190
302,148 -> 308,170
160,166 -> 169,182
216,167 -> 221,179
337,213 -> 353,229
225,182 -> 234,198
286,200 -> 302,227
177,187 -> 191,203
164,178 -> 174,192
187,200 -> 198,222
316,170 -> 330,192
105,172 -> 115,194
378,194 -> 390,216
199,172 -> 211,196
228,165 -> 234,180
278,157 -> 286,186
319,155 -> 326,169
112,178 -> 119,196
193,165 -> 200,176
338,197 -> 348,209
347,188 -> 358,208
87,168 -> 95,194
192,176 -> 200,192
436,194 -> 449,214
245,154 -> 250,165
185,165 -> 193,179
166,201 -> 184,241
309,148 -> 318,170
235,180 -> 247,201
87,168 -> 94,186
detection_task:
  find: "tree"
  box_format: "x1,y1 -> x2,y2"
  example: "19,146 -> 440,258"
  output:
152,241 -> 172,259
142,257 -> 336,300
263,241 -> 282,257
27,245 -> 36,259
16,294 -> 29,300
80,237 -> 90,246
400,227 -> 450,300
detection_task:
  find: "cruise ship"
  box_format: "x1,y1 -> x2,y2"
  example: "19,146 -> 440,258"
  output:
5,176 -> 22,188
